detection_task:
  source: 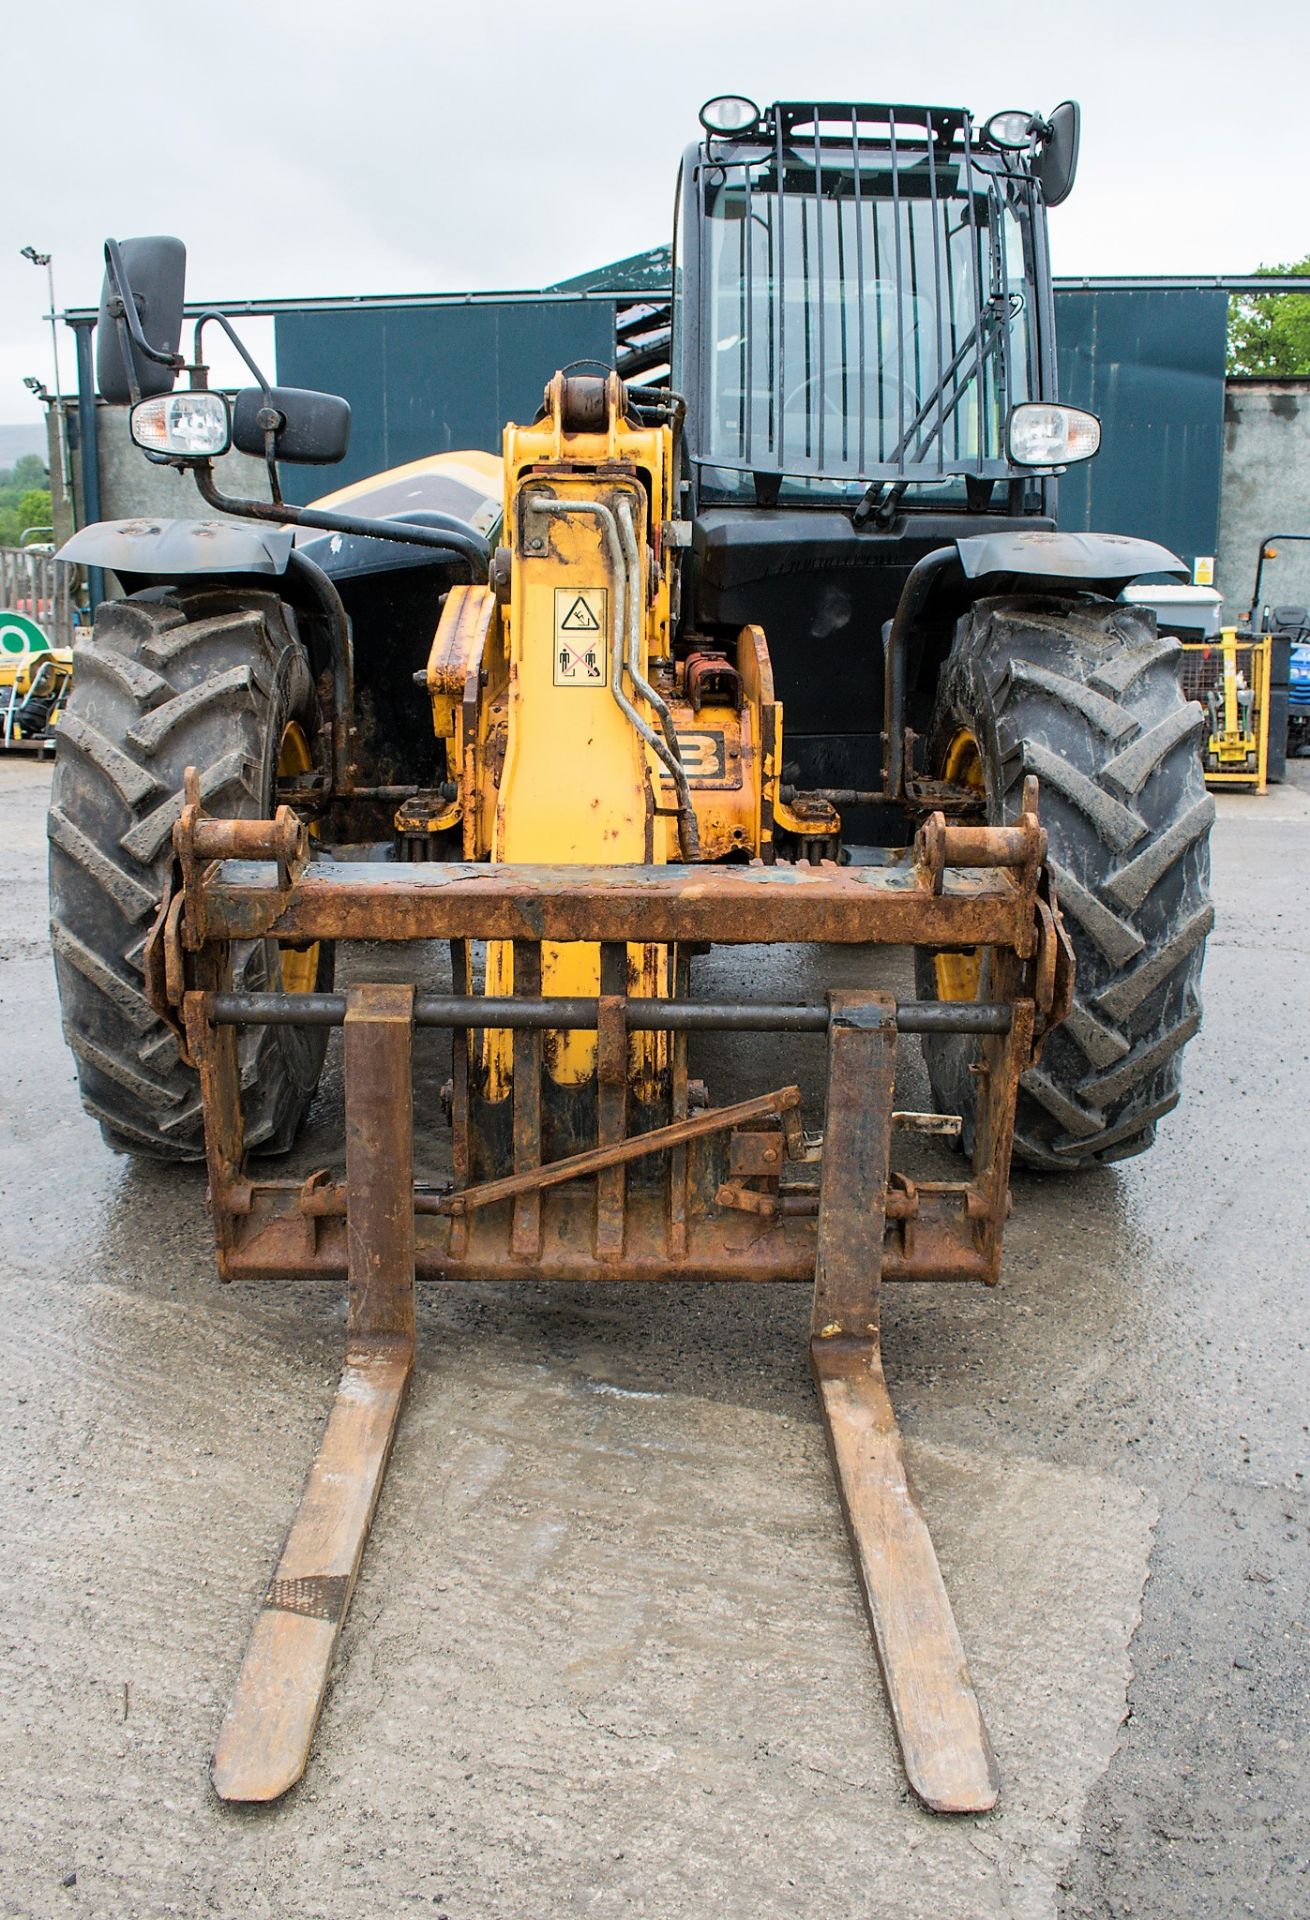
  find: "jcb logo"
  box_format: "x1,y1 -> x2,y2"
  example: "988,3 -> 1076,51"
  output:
675,730 -> 727,780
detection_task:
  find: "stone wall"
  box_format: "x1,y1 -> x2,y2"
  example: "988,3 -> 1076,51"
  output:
1216,379 -> 1310,619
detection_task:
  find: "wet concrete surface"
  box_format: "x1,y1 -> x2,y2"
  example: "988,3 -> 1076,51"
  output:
1,755 -> 1306,1919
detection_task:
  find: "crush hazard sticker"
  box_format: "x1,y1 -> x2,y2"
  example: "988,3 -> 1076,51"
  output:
553,588 -> 608,687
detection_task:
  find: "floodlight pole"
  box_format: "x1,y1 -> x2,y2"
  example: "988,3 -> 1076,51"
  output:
21,246 -> 69,499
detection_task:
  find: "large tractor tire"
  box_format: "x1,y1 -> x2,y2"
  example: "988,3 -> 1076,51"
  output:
915,595 -> 1214,1170
48,587 -> 332,1160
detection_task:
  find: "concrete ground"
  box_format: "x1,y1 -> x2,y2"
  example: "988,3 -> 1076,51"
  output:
1,753 -> 1306,1920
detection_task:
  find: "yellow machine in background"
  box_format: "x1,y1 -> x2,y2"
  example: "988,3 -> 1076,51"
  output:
1,556 -> 74,750
0,645 -> 72,752
1180,627 -> 1271,791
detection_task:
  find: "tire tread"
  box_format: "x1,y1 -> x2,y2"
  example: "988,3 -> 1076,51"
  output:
917,594 -> 1213,1170
49,590 -> 329,1161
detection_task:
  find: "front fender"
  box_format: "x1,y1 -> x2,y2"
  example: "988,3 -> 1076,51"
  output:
58,517 -> 293,577
885,530 -> 1188,799
955,529 -> 1185,596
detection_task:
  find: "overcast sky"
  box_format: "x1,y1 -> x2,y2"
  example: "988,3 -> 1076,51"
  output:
4,0 -> 1308,427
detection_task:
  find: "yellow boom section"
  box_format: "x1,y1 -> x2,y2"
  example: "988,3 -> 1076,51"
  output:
492,374 -> 677,1090
419,375 -> 801,1095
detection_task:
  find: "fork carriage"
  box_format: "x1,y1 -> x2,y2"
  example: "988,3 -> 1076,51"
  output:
149,769 -> 1070,1812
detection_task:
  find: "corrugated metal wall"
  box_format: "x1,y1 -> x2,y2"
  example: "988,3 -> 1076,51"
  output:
1053,288 -> 1229,572
274,302 -> 617,504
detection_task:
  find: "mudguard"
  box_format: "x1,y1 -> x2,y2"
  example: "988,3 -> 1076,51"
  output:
955,529 -> 1185,595
883,531 -> 1189,798
58,517 -> 293,577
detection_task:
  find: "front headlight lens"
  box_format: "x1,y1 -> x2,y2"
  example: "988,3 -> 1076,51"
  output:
130,390 -> 231,458
1008,402 -> 1101,467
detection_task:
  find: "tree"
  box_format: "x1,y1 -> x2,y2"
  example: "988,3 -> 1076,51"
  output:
0,460 -> 53,548
14,488 -> 53,538
1228,255 -> 1310,375
8,453 -> 48,492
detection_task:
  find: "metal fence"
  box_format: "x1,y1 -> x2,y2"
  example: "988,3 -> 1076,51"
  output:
0,546 -> 76,649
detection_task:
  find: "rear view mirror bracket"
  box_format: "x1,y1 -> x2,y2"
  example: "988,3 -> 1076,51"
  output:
96,232 -> 488,579
192,309 -> 286,503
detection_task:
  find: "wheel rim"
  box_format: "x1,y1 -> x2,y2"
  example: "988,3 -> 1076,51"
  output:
275,721 -> 320,996
933,728 -> 985,1003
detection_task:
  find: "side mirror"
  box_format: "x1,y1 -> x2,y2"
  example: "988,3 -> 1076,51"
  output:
97,236 -> 187,404
1037,101 -> 1080,207
231,385 -> 351,465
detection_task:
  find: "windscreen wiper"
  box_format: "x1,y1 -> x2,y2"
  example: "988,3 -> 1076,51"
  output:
852,300 -> 1008,526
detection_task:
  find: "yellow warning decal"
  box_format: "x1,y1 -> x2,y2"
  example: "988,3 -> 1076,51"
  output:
553,588 -> 608,687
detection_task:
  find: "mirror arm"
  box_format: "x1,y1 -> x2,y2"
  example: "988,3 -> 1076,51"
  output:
111,312 -> 144,409
264,434 -> 285,508
258,419 -> 285,508
191,309 -> 275,394
188,315 -> 288,504
103,239 -> 186,377
190,461 -> 491,581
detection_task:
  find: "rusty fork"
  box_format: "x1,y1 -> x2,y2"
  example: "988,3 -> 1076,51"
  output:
211,983 -> 416,1803
208,984 -> 999,1813
811,992 -> 998,1813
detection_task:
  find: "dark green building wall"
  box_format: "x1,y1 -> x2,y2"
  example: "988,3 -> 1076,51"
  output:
275,286 -> 1230,570
1053,288 -> 1229,573
274,301 -> 617,504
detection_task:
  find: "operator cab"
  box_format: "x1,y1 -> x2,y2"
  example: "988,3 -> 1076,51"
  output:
671,98 -> 1091,799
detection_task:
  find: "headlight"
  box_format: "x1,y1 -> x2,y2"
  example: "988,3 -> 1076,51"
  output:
699,95 -> 760,136
130,390 -> 231,459
1008,402 -> 1101,467
984,109 -> 1036,151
